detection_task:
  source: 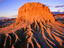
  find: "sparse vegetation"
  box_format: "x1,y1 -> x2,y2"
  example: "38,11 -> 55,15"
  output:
0,18 -> 16,28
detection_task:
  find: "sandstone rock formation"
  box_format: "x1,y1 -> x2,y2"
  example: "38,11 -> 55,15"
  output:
0,2 -> 64,48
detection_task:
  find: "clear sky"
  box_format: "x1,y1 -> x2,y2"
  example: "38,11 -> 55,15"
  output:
0,0 -> 64,18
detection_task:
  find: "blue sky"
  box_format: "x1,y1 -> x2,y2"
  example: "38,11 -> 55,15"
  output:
0,0 -> 64,18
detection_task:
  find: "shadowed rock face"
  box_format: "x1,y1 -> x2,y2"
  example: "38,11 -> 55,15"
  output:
0,2 -> 64,48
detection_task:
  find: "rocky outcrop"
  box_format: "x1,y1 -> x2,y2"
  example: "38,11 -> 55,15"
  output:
0,2 -> 64,48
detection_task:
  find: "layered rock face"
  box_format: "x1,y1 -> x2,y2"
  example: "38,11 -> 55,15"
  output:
16,2 -> 55,25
